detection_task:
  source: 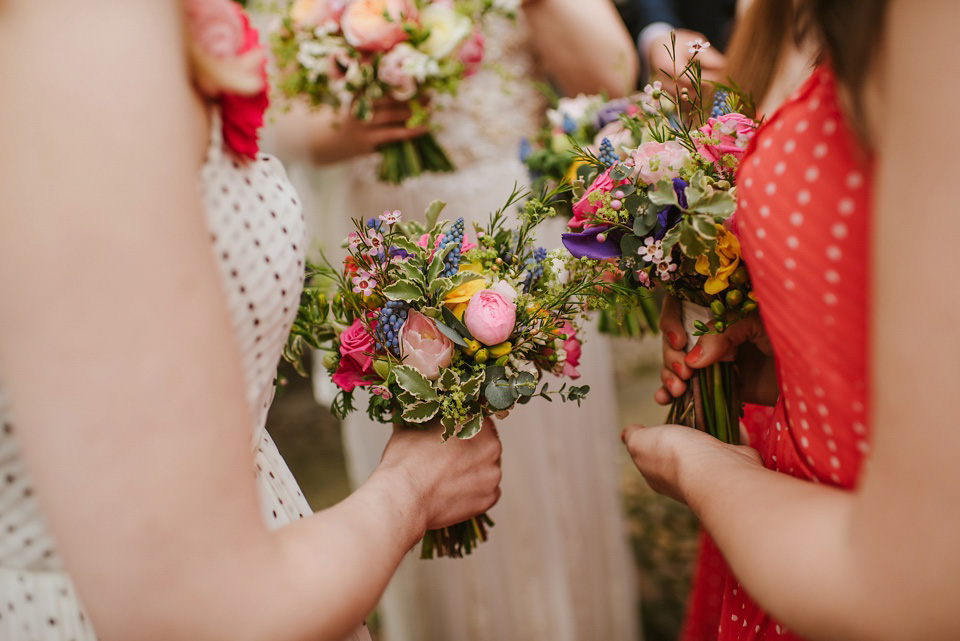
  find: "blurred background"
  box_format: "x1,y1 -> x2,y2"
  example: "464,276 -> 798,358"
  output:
268,336 -> 700,641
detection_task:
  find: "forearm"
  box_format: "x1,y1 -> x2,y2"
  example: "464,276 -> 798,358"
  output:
523,0 -> 638,97
681,454 -> 887,641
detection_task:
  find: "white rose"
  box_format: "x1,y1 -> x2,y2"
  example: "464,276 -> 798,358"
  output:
418,4 -> 472,59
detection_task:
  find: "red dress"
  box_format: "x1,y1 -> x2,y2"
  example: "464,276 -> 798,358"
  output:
680,65 -> 873,641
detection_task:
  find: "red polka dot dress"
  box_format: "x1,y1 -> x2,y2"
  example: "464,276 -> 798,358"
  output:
682,65 -> 873,641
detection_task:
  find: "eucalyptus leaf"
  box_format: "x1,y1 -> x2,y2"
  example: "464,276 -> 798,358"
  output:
511,371 -> 538,397
620,234 -> 643,258
649,180 -> 680,208
610,164 -> 632,182
484,380 -> 516,410
382,280 -> 424,303
633,211 -> 656,237
483,365 -> 506,386
456,414 -> 484,440
402,400 -> 441,424
393,366 -> 438,401
433,319 -> 468,347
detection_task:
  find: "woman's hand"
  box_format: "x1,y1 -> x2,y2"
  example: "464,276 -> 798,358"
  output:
622,423 -> 763,504
271,99 -> 429,165
378,419 -> 503,532
655,295 -> 780,407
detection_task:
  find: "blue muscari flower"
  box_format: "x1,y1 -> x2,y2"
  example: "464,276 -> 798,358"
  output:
598,138 -> 618,167
562,114 -> 577,135
519,138 -> 534,163
711,90 -> 732,119
376,300 -> 409,355
436,217 -> 465,278
366,218 -> 384,232
522,247 -> 549,292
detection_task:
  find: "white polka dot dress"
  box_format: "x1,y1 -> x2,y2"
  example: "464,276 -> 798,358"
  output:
684,66 -> 873,641
0,112 -> 369,641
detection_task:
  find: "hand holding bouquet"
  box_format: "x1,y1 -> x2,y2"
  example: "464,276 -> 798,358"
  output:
285,188 -> 599,557
562,36 -> 760,444
272,0 -> 518,183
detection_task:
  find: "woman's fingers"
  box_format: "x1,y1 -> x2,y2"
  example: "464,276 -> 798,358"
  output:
659,295 -> 687,351
684,314 -> 767,370
369,105 -> 414,126
660,367 -> 687,398
367,125 -> 430,147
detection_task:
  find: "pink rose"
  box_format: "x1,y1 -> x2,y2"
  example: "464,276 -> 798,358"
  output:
570,167 -> 628,231
400,311 -> 455,380
464,289 -> 517,346
378,44 -> 419,101
695,113 -> 757,171
458,30 -> 485,76
290,0 -> 348,27
341,0 -> 417,52
630,140 -> 691,185
558,322 -> 582,379
332,319 -> 376,391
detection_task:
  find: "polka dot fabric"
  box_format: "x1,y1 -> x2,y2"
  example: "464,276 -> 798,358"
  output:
682,66 -> 873,641
0,111 -> 361,640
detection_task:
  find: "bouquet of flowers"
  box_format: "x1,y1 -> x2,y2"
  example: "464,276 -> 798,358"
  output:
271,0 -> 518,184
561,37 -> 759,444
521,93 -> 670,338
284,188 -> 599,557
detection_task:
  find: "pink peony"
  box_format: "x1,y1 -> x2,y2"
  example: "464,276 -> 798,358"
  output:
695,113 -> 757,171
558,321 -> 582,379
341,0 -> 417,52
332,319 -> 376,391
378,44 -> 419,101
570,167 -> 628,231
290,0 -> 348,27
464,289 -> 517,346
459,30 -> 485,76
630,140 -> 691,186
400,311 -> 455,380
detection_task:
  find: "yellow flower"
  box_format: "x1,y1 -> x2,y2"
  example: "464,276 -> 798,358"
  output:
695,225 -> 742,295
445,277 -> 485,306
564,159 -> 588,186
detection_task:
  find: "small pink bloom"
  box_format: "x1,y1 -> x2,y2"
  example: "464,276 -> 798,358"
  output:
464,290 -> 517,346
341,0 -> 417,53
558,321 -> 582,380
400,311 -> 455,380
379,209 -> 403,224
630,140 -> 690,185
459,30 -> 485,76
290,0 -> 348,27
352,272 -> 376,296
378,44 -> 419,101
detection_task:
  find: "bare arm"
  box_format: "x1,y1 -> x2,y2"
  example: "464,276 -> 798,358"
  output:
523,0 -> 638,98
0,3 -> 499,641
626,3 -> 960,639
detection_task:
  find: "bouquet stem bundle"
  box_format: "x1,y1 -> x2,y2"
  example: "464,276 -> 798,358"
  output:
420,513 -> 496,559
378,133 -> 455,184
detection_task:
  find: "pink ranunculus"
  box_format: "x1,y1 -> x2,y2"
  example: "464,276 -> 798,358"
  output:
341,0 -> 417,52
558,321 -> 582,379
630,140 -> 691,186
459,30 -> 485,76
290,0 -> 348,27
570,167 -> 628,231
464,289 -> 517,346
695,113 -> 757,171
400,311 -> 455,380
378,44 -> 419,101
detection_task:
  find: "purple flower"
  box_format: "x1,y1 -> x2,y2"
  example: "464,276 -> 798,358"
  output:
593,99 -> 631,130
562,226 -> 622,260
653,179 -> 689,241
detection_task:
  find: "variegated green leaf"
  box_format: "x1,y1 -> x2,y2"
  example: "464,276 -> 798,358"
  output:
402,400 -> 441,424
393,366 -> 437,401
382,279 -> 424,303
456,414 -> 484,440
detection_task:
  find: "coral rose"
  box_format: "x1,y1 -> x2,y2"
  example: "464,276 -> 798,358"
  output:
341,0 -> 417,52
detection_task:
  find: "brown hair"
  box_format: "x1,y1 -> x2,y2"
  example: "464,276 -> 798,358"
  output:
723,0 -> 796,109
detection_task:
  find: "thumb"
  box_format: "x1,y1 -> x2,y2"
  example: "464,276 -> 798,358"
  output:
684,315 -> 764,370
622,424 -> 646,449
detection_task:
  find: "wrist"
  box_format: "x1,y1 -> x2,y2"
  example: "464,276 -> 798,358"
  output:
367,464 -> 429,546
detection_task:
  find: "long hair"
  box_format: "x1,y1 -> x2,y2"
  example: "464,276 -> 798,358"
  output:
723,0 -> 796,109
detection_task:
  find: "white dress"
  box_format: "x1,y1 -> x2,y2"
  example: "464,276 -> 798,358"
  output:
0,113 -> 369,641
281,18 -> 643,641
